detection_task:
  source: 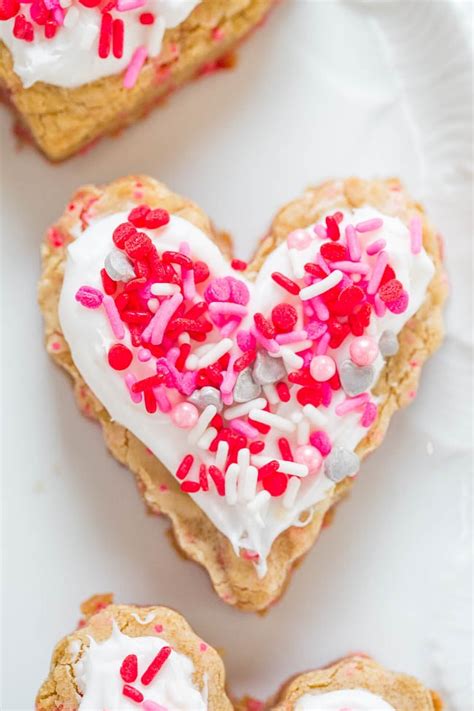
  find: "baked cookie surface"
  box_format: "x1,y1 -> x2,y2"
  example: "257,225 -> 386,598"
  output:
39,175 -> 446,612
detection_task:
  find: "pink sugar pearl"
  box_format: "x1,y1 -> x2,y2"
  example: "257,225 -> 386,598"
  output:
310,355 -> 336,382
170,402 -> 199,429
294,445 -> 322,474
287,229 -> 312,250
349,336 -> 379,366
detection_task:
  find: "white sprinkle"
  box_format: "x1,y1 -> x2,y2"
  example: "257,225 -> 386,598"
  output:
238,465 -> 258,502
297,418 -> 310,445
187,405 -> 217,444
147,298 -> 159,313
303,404 -> 328,427
288,247 -> 305,279
225,463 -> 239,505
251,456 -> 308,477
281,339 -> 313,354
59,0 -> 71,7
64,6 -> 79,27
216,441 -> 229,470
247,490 -> 271,526
178,332 -> 191,345
184,354 -> 199,371
223,397 -> 267,420
237,447 -> 250,470
280,347 -> 304,371
291,412 -> 303,424
197,338 -> 233,369
263,383 -> 279,405
249,409 -> 296,433
299,270 -> 343,301
150,282 -> 180,296
197,427 -> 217,450
283,477 -> 301,508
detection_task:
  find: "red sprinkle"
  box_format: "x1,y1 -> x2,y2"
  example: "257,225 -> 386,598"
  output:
276,381 -> 291,402
278,437 -> 293,461
320,242 -> 347,262
139,11 -> 155,24
120,655 -> 138,683
231,258 -> 248,271
271,303 -> 297,333
108,344 -> 133,370
101,268 -> 117,295
234,350 -> 256,372
122,685 -> 144,703
296,387 -> 323,407
379,278 -> 403,303
199,463 -> 209,491
208,465 -> 225,496
0,0 -> 19,21
112,18 -> 124,58
144,389 -> 157,414
271,272 -> 300,295
176,454 -> 194,480
162,251 -> 193,269
128,204 -> 150,227
193,261 -> 210,284
131,373 -> 166,393
145,208 -> 170,229
249,440 -> 265,454
325,215 -> 340,241
180,481 -> 200,493
98,12 -> 112,58
124,231 -> 152,260
262,470 -> 288,497
254,312 -> 276,339
113,222 -> 136,249
257,460 -> 279,480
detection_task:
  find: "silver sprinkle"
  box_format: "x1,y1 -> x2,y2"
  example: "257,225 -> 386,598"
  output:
233,368 -> 262,403
324,446 -> 360,483
379,330 -> 399,357
339,359 -> 375,397
252,350 -> 287,385
104,249 -> 136,282
188,386 -> 223,412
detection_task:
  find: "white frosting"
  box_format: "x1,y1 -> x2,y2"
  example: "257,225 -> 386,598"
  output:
71,621 -> 207,710
59,206 -> 434,576
0,0 -> 200,88
295,688 -> 395,710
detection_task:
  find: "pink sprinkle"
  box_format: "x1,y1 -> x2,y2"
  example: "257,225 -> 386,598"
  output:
143,702 -> 168,711
180,242 -> 196,301
220,318 -> 240,337
123,45 -> 147,88
316,332 -> 330,355
345,225 -> 361,261
367,251 -> 389,295
167,347 -> 179,366
117,0 -> 145,10
374,293 -> 387,317
316,253 -> 330,274
309,430 -> 332,456
154,386 -> 171,413
321,382 -> 332,407
230,419 -> 259,438
103,295 -> 125,339
409,216 -> 422,254
335,394 -> 369,416
143,293 -> 183,345
199,642 -> 208,652
361,401 -> 377,427
236,329 -> 256,352
221,356 -> 237,399
154,624 -> 163,633
208,302 -> 248,317
386,290 -> 409,314
314,224 -> 328,239
125,374 -> 142,403
355,218 -> 383,233
251,327 -> 280,354
53,6 -> 64,24
51,341 -> 61,351
75,285 -> 103,309
366,238 -> 386,255
276,330 -> 308,345
330,261 -> 369,275
312,298 -> 330,322
138,348 -> 151,362
306,321 -> 328,340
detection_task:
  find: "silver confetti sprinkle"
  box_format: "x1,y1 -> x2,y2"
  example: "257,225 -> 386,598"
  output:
379,330 -> 399,357
104,249 -> 136,282
324,446 -> 360,483
188,386 -> 223,412
339,359 -> 375,397
233,368 -> 262,403
252,350 -> 287,385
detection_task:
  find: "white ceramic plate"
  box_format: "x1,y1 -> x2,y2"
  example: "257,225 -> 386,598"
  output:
1,1 -> 472,709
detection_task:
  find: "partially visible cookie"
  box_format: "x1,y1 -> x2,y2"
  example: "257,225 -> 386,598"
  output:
36,595 -> 232,710
266,656 -> 443,711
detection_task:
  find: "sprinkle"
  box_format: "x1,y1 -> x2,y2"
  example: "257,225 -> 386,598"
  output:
98,12 -> 112,58
75,285 -> 103,309
125,374 -> 142,403
224,398 -> 266,420
361,401 -> 378,427
252,328 -> 280,354
271,272 -> 300,295
355,218 -> 383,233
275,330 -> 308,345
315,332 -> 330,356
314,224 -> 328,239
231,258 -> 248,271
199,464 -> 208,491
280,347 -> 304,371
220,318 -> 240,337
366,238 -> 386,255
282,477 -> 301,508
120,654 -> 138,683
216,440 -> 229,470
197,338 -> 233,368
150,283 -> 179,296
229,419 -> 259,438
103,295 -> 125,339
225,463 -> 239,505
276,382 -> 291,402
367,251 -> 389,295
176,454 -> 194,480
122,685 -> 144,703
197,427 -> 217,449
335,394 -> 369,416
248,409 -> 295,434
112,18 -> 124,58
123,45 -> 147,89
246,490 -> 271,524
299,270 -> 343,301
208,302 -> 248,317
345,224 -> 361,261
181,481 -> 200,493
154,386 -> 171,413
278,437 -> 293,461
238,464 -> 258,502
185,354 -> 199,371
180,242 -> 196,301
302,404 -> 328,427
252,456 -> 308,477
188,405 -> 217,444
141,646 -> 171,686
409,216 -> 422,254
374,293 -> 386,317
108,343 -> 132,370
316,253 -> 330,274
144,292 -> 183,345
288,248 -> 305,279
310,430 -> 332,456
262,383 -> 279,405
234,350 -> 257,372
117,0 -> 145,9
208,465 -> 225,495
330,261 -> 369,275
325,215 -> 340,241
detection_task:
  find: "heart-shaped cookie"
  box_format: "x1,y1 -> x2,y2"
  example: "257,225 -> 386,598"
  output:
36,596 -> 442,711
39,176 -> 446,612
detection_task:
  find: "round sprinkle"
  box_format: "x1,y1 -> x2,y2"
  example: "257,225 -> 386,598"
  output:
170,402 -> 199,429
294,445 -> 322,475
349,336 -> 378,367
108,344 -> 133,370
310,355 -> 336,382
271,303 -> 298,333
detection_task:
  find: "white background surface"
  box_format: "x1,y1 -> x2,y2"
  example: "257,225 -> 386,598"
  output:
1,1 -> 472,709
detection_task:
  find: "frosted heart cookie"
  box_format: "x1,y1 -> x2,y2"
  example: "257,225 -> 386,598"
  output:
263,655 -> 442,710
0,0 -> 275,161
39,175 -> 446,611
36,594 -> 232,710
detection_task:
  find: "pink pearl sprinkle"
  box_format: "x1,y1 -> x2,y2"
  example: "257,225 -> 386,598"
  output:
349,336 -> 378,366
75,285 -> 103,309
366,238 -> 386,255
309,430 -> 332,456
123,45 -> 147,89
138,348 -> 151,362
310,354 -> 336,382
345,224 -> 361,261
170,402 -> 199,429
294,445 -> 322,474
355,218 -> 384,233
287,229 -> 311,250
314,224 -> 328,239
361,401 -> 378,427
409,216 -> 422,254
